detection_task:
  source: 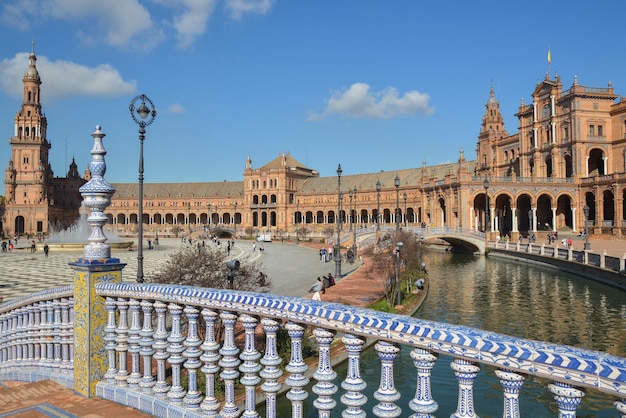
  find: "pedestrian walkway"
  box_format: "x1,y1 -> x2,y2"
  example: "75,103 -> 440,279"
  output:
524,233 -> 626,258
0,380 -> 152,417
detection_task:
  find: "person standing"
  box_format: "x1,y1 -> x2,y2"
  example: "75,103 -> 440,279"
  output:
43,243 -> 49,258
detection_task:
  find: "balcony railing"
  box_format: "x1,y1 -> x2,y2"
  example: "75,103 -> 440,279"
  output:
1,282 -> 624,417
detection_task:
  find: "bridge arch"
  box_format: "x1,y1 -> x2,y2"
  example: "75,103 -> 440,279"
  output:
419,227 -> 486,254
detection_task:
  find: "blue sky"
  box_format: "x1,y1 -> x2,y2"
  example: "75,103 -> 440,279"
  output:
0,0 -> 624,196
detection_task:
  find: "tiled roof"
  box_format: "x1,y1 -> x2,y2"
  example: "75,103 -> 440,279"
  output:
261,153 -> 310,171
110,160 -> 475,198
298,161 -> 475,193
111,182 -> 244,199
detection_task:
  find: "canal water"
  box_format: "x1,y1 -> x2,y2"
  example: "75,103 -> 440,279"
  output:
275,249 -> 626,417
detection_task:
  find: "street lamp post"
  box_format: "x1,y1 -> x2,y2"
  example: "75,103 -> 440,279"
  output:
403,192 -> 407,227
207,203 -> 211,236
376,180 -> 381,231
187,202 -> 191,232
129,94 -> 157,283
349,187 -> 354,241
233,202 -> 237,238
483,177 -> 490,240
395,241 -> 403,306
583,204 -> 591,250
394,174 -> 400,236
335,164 -> 343,278
352,186 -> 357,258
295,200 -> 299,244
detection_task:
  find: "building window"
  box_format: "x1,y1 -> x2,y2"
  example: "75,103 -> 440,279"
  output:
23,157 -> 29,164
598,125 -> 603,137
589,125 -> 595,136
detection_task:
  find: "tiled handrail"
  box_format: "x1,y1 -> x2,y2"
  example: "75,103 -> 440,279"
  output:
0,286 -> 74,388
94,282 -> 626,417
491,240 -> 626,275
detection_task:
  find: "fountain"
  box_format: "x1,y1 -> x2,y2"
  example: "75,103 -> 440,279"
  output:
44,126 -> 133,252
45,205 -> 133,251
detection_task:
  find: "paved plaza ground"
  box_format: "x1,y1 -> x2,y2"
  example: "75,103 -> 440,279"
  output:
0,237 -> 360,303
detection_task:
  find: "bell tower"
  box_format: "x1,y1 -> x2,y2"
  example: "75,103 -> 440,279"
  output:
3,43 -> 56,236
476,84 -> 508,176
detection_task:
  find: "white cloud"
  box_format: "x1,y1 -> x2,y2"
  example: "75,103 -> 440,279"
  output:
1,0 -> 273,51
224,0 -> 275,20
309,82 -> 434,120
172,0 -> 218,49
167,103 -> 186,113
1,0 -> 164,51
0,52 -> 136,100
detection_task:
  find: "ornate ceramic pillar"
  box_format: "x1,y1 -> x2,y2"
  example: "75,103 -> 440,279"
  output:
126,298 -> 142,389
183,306 -> 203,410
409,347 -> 438,417
548,381 -> 584,418
219,311 -> 241,417
138,300 -> 155,393
496,369 -> 525,418
239,314 -> 261,418
166,303 -> 186,404
451,358 -> 480,418
312,327 -> 338,417
373,341 -> 401,417
152,301 -> 171,398
260,318 -> 283,418
200,308 -> 221,416
70,126 -> 126,397
285,322 -> 309,418
341,334 -> 367,418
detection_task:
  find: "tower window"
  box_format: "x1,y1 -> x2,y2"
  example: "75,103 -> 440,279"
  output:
23,157 -> 29,164
589,125 -> 595,136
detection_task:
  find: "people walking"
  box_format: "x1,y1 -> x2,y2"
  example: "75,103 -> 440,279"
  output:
43,243 -> 49,258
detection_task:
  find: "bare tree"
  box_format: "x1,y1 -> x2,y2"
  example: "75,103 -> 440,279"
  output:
150,245 -> 270,292
362,230 -> 422,309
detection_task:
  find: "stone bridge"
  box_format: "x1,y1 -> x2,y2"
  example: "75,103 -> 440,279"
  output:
413,226 -> 487,254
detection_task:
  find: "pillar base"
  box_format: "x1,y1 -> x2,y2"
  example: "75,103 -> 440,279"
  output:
70,258 -> 126,397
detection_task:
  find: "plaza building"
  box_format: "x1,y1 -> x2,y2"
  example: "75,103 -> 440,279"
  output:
4,49 -> 626,242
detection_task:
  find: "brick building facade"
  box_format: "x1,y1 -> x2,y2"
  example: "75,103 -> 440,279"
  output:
4,51 -> 626,241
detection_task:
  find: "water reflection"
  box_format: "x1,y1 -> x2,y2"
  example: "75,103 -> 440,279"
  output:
274,249 -> 626,416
